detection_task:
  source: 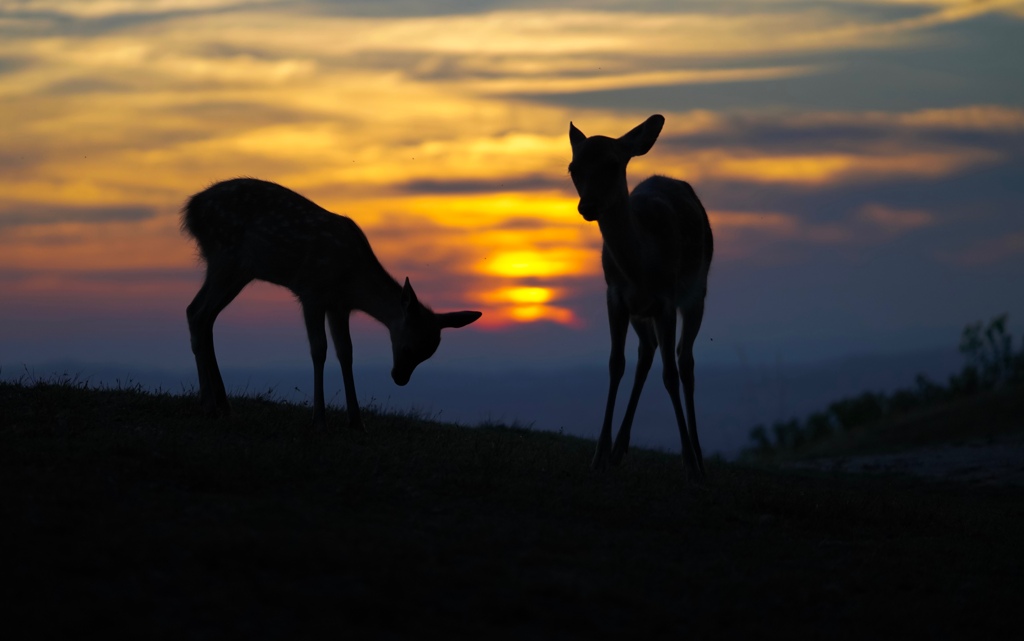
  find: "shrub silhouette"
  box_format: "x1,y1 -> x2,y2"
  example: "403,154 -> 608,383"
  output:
959,313 -> 1020,388
743,313 -> 1024,457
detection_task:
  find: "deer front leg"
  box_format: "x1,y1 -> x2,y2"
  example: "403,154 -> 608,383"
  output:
302,304 -> 329,429
595,290 -> 629,470
186,272 -> 248,418
186,290 -> 219,416
653,310 -> 703,481
610,318 -> 656,466
327,311 -> 364,431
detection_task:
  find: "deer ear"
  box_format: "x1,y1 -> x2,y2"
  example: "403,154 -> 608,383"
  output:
569,121 -> 587,150
437,310 -> 482,329
401,277 -> 418,311
620,114 -> 665,158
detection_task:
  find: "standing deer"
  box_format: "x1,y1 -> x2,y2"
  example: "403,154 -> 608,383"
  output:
568,115 -> 713,479
182,178 -> 481,430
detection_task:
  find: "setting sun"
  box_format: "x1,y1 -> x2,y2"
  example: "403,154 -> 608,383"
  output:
471,285 -> 581,327
479,249 -> 595,279
504,286 -> 553,305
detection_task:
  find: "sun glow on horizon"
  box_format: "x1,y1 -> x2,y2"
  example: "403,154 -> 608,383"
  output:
469,285 -> 582,327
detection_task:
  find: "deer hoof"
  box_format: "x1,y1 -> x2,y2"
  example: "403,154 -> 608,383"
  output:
684,463 -> 706,484
610,445 -> 628,467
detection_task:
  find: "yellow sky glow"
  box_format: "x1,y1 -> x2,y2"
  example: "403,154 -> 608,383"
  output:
1,1 -> 1018,328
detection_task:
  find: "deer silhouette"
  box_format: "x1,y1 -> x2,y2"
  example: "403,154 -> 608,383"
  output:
182,178 -> 481,430
568,115 -> 713,479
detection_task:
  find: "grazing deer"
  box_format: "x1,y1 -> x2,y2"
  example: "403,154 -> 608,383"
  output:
181,178 -> 481,430
568,115 -> 713,479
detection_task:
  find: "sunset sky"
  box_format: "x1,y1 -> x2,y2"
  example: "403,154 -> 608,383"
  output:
2,0 -> 1023,380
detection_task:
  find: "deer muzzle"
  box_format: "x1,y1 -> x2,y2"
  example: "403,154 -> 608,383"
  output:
391,367 -> 411,386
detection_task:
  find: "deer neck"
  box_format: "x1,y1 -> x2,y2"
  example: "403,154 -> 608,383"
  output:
351,266 -> 405,330
597,192 -> 647,281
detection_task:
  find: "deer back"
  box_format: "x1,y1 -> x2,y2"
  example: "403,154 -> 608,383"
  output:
182,178 -> 382,302
598,176 -> 712,308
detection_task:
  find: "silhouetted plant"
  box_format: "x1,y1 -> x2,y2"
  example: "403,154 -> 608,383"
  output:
748,424 -> 772,452
805,411 -> 834,441
914,373 -> 946,404
887,389 -> 921,415
770,418 -> 803,450
828,392 -> 885,432
959,313 -> 1019,388
743,313 -> 1023,458
946,365 -> 981,398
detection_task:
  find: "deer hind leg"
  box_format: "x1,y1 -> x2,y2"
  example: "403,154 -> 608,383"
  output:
610,318 -> 656,466
302,304 -> 329,429
653,309 -> 702,481
327,311 -> 363,431
186,267 -> 250,418
594,289 -> 629,470
679,302 -> 707,478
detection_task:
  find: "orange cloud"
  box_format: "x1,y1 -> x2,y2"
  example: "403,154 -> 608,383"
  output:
709,211 -> 800,233
857,204 -> 935,233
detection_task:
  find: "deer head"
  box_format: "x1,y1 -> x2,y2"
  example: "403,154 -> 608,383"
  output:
568,114 -> 664,222
390,277 -> 481,386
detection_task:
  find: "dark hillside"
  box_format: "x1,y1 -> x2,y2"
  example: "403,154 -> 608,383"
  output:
2,379 -> 1021,638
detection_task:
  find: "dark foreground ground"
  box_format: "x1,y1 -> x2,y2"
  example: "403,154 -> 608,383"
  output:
2,380 -> 1021,638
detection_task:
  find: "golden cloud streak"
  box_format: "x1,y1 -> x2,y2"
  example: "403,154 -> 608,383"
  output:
7,1 -> 274,18
6,2 -> 1009,101
783,106 -> 1024,132
469,65 -> 818,94
649,148 -> 1003,186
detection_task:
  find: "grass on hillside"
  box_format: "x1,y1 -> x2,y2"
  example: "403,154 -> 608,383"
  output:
2,376 -> 1022,638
